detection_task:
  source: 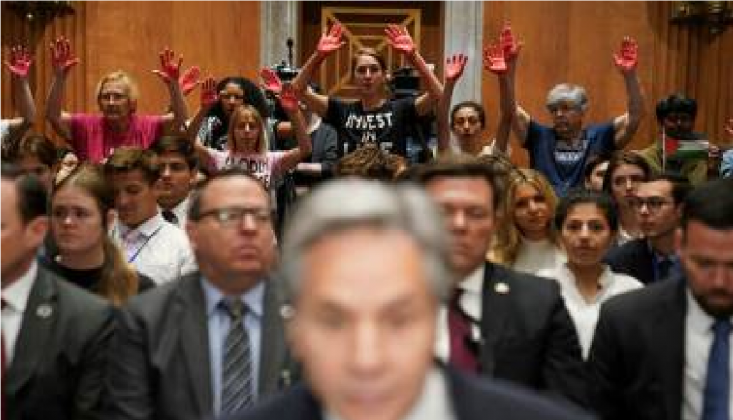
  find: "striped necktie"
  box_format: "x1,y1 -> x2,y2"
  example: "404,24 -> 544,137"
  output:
220,297 -> 254,414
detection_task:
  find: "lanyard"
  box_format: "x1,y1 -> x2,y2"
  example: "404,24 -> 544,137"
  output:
126,225 -> 163,264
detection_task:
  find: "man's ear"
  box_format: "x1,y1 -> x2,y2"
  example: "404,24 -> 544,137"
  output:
25,216 -> 49,249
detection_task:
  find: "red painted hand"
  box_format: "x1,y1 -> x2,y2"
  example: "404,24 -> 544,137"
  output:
445,54 -> 468,81
279,83 -> 299,113
152,47 -> 183,84
49,37 -> 79,77
613,36 -> 638,72
385,25 -> 416,56
200,76 -> 218,108
317,23 -> 345,56
483,44 -> 507,74
499,23 -> 523,60
179,66 -> 201,96
260,67 -> 283,94
5,45 -> 32,78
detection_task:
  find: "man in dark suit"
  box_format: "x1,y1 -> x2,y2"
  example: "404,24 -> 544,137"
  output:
229,179 -> 593,420
1,165 -> 114,420
606,173 -> 690,284
588,178 -> 733,420
414,155 -> 588,407
106,169 -> 297,420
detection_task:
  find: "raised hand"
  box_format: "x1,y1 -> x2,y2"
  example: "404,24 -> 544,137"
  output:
483,43 -> 507,74
179,66 -> 201,96
613,36 -> 638,72
385,25 -> 416,56
5,45 -> 32,78
317,23 -> 345,56
260,67 -> 283,95
278,83 -> 299,113
49,36 -> 79,77
200,76 -> 218,108
445,54 -> 468,81
499,23 -> 523,61
152,47 -> 183,84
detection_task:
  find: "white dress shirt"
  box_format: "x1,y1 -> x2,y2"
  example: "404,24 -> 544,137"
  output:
1,260 -> 38,365
110,213 -> 197,284
683,291 -> 733,420
164,195 -> 191,228
538,264 -> 642,359
435,265 -> 484,363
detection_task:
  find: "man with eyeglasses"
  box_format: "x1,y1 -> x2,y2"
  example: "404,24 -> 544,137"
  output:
107,169 -> 297,420
588,177 -> 733,420
606,173 -> 691,284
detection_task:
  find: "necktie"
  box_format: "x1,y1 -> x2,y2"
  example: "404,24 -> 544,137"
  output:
657,258 -> 673,281
220,298 -> 253,414
162,210 -> 178,225
702,319 -> 732,420
447,289 -> 479,373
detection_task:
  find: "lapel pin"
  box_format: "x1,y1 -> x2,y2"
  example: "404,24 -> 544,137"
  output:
494,282 -> 510,294
36,304 -> 53,318
280,304 -> 295,319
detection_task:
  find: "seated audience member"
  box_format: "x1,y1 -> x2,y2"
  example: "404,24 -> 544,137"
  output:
46,164 -> 155,304
720,117 -> 733,178
538,189 -> 642,358
1,165 -> 114,420
232,178 -> 594,420
107,170 -> 297,420
150,135 -> 198,227
290,24 -> 443,158
45,37 -> 188,163
54,146 -> 79,185
187,77 -> 311,191
415,155 -> 588,407
635,94 -> 720,184
334,143 -> 408,181
4,134 -> 58,192
605,173 -> 691,284
602,151 -> 651,245
196,76 -> 271,151
1,45 -> 36,145
500,24 -> 645,197
587,177 -> 733,420
435,53 -> 512,157
104,147 -> 196,284
583,153 -> 611,191
490,169 -> 565,274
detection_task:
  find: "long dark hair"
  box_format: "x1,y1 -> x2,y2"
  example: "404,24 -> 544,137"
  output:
206,76 -> 270,142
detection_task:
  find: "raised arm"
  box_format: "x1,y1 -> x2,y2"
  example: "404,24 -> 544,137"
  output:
385,24 -> 444,116
482,43 -> 514,155
496,24 -> 530,145
436,54 -> 467,154
45,37 -> 79,142
612,36 -> 645,149
152,47 -> 188,134
291,24 -> 345,117
3,45 -> 36,142
184,76 -> 218,166
277,83 -> 312,173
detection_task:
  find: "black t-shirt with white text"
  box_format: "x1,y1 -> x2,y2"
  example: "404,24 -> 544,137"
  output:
325,96 -> 417,157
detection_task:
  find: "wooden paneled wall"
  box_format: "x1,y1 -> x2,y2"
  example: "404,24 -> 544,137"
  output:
482,1 -> 732,167
1,1 -> 261,141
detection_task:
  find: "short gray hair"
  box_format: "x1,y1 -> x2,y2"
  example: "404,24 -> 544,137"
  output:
546,83 -> 588,112
280,179 -> 453,303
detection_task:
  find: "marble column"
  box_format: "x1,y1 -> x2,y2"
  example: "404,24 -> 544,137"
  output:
443,1 -> 484,105
260,1 -> 299,69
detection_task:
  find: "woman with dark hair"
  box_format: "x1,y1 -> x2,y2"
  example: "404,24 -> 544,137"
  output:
602,151 -> 651,245
195,76 -> 271,150
538,189 -> 641,358
289,24 -> 443,159
46,164 -> 154,305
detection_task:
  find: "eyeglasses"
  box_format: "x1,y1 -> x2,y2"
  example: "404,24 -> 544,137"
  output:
628,197 -> 673,212
197,206 -> 271,227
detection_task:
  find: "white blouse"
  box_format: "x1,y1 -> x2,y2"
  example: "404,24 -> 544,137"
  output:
512,238 -> 566,275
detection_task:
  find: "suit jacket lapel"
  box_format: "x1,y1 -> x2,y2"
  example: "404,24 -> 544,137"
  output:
259,276 -> 290,393
178,275 -> 214,416
4,269 -> 57,396
654,279 -> 686,420
478,262 -> 511,376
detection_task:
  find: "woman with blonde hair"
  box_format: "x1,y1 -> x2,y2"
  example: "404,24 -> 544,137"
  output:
490,168 -> 565,274
46,164 -> 154,305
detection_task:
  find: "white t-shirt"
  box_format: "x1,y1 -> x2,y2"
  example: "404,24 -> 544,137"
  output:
512,238 -> 566,275
207,149 -> 286,191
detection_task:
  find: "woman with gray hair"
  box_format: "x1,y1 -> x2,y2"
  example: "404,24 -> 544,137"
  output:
491,25 -> 645,197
